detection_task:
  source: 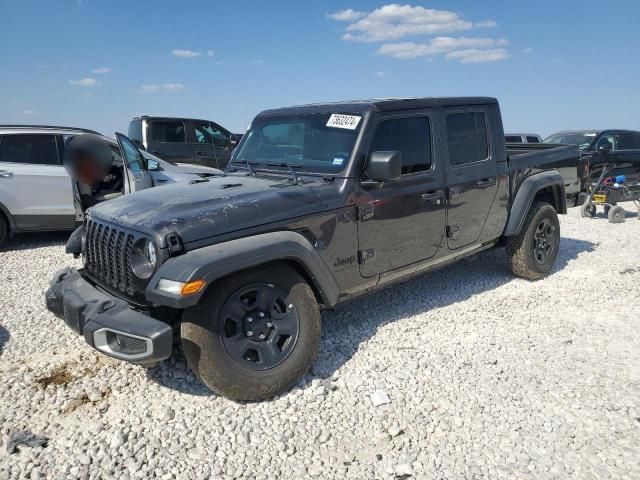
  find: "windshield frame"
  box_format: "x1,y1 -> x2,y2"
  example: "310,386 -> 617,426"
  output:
230,110 -> 370,178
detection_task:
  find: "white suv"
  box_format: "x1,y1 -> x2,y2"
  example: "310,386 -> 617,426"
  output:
0,126 -> 222,247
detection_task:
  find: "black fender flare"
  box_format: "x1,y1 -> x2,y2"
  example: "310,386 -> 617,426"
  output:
504,171 -> 566,236
145,231 -> 340,309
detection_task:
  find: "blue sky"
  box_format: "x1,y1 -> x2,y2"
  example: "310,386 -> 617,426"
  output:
2,0 -> 640,137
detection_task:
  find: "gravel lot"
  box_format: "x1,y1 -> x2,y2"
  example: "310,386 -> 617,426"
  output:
1,207 -> 639,479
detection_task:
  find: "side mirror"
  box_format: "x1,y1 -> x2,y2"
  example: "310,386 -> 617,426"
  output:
147,159 -> 160,171
366,151 -> 402,182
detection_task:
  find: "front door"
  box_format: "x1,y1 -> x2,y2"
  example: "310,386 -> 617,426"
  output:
357,113 -> 446,278
116,133 -> 154,193
443,110 -> 498,250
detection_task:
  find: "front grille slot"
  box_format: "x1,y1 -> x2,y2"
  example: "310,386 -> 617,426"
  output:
84,218 -> 142,299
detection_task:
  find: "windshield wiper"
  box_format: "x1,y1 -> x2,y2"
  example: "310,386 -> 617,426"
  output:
231,160 -> 258,175
266,162 -> 302,184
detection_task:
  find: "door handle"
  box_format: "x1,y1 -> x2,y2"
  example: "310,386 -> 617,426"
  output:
0,170 -> 14,178
195,150 -> 208,156
477,177 -> 496,187
421,190 -> 444,204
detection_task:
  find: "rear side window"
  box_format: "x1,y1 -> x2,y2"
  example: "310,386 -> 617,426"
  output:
150,121 -> 186,143
369,116 -> 432,175
446,112 -> 489,166
0,134 -> 59,165
615,132 -> 640,150
526,136 -> 540,143
505,135 -> 522,143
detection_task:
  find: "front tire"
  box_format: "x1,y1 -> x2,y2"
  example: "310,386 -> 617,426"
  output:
608,205 -> 625,223
181,263 -> 320,401
506,201 -> 561,280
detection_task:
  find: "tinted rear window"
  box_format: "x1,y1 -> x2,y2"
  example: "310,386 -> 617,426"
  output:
0,134 -> 59,165
526,136 -> 540,143
150,121 -> 186,143
447,112 -> 489,166
505,136 -> 522,143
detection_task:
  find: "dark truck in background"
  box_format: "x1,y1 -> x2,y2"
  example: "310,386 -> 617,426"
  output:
47,97 -> 580,401
128,116 -> 243,170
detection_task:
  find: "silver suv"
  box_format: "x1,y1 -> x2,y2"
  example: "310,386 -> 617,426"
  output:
0,126 -> 222,247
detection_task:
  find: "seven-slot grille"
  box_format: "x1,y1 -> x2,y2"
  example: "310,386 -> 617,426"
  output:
84,218 -> 136,296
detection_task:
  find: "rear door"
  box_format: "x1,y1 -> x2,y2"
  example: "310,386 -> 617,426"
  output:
0,133 -> 75,231
443,109 -> 498,250
146,120 -> 192,163
115,133 -> 153,193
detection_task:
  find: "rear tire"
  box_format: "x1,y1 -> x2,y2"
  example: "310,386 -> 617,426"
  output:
608,205 -> 625,223
181,263 -> 320,401
506,201 -> 561,280
0,215 -> 8,248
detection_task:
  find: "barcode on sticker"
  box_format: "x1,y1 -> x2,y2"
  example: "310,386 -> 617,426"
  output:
326,114 -> 361,130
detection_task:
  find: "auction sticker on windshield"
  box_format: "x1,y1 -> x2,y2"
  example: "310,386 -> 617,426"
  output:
326,114 -> 361,130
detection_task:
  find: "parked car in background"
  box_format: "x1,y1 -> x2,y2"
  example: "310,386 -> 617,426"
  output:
543,129 -> 640,152
505,133 -> 542,144
128,116 -> 243,170
0,126 -> 222,247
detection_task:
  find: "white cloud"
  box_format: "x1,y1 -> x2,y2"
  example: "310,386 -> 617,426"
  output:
172,49 -> 201,58
249,59 -> 264,65
23,109 -> 35,115
329,4 -> 497,43
207,50 -> 215,57
139,83 -> 185,94
524,48 -> 534,53
446,48 -> 510,63
375,71 -> 386,77
91,67 -> 111,74
377,37 -> 508,59
327,9 -> 365,21
69,78 -> 99,87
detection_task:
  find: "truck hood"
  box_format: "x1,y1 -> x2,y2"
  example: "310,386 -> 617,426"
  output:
88,173 -> 323,246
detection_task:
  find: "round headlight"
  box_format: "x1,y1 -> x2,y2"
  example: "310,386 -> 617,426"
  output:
131,239 -> 157,279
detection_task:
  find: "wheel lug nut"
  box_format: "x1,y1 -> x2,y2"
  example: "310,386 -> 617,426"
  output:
259,312 -> 265,318
266,322 -> 273,328
247,317 -> 253,323
247,330 -> 254,337
259,334 -> 266,340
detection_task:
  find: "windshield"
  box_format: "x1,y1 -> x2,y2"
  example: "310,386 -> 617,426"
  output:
543,132 -> 597,151
233,113 -> 362,174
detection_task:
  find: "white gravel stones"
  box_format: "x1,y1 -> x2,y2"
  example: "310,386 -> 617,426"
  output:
371,390 -> 392,407
1,210 -> 640,479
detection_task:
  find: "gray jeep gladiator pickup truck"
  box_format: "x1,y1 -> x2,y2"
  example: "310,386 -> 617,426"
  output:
46,97 -> 580,401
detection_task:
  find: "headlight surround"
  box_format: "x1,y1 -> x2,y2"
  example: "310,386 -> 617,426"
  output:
130,238 -> 157,279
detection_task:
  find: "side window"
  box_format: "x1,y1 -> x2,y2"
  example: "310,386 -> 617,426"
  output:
505,135 -> 522,143
119,136 -> 145,172
594,133 -> 615,151
446,112 -> 489,166
526,136 -> 540,143
369,116 -> 431,175
0,134 -> 59,165
193,123 -> 231,148
615,132 -> 639,150
150,121 -> 186,143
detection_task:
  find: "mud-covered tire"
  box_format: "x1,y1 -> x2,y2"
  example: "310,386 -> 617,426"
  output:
608,205 -> 625,223
506,201 -> 560,280
181,263 -> 320,401
0,215 -> 7,248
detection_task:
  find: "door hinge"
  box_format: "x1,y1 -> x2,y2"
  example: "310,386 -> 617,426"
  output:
358,249 -> 376,264
446,225 -> 460,239
357,203 -> 375,221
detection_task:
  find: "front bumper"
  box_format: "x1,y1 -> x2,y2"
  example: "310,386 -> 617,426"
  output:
45,268 -> 173,363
